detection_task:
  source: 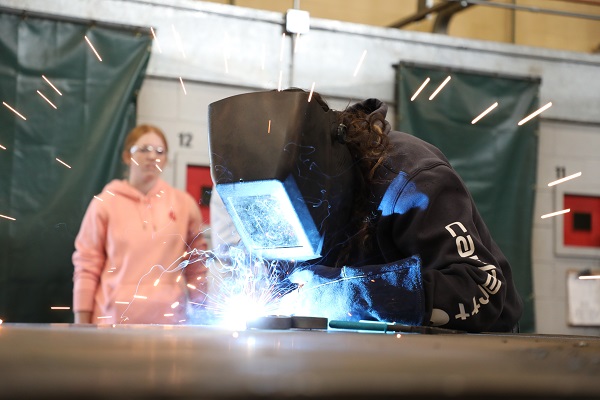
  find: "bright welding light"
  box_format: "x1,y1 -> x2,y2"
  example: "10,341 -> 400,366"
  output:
179,77 -> 187,95
2,102 -> 26,120
429,76 -> 451,100
150,27 -> 162,53
547,172 -> 581,187
541,208 -> 570,219
353,50 -> 367,77
518,102 -> 552,126
37,90 -> 58,109
84,35 -> 103,62
55,158 -> 71,169
219,294 -> 270,330
42,75 -> 63,96
411,77 -> 430,101
471,102 -> 498,124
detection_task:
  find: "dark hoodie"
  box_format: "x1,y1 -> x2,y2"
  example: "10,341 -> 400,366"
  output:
281,99 -> 523,333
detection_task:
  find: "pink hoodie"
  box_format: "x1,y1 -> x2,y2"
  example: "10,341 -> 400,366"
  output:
72,179 -> 207,324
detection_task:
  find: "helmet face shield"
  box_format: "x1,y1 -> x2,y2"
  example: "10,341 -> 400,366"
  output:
208,90 -> 354,261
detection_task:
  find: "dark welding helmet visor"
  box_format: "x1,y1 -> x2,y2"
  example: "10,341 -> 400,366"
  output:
208,90 -> 354,261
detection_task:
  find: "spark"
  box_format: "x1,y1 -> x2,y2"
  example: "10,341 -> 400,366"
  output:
84,35 -> 103,62
130,157 -> 139,166
429,76 -> 451,100
293,32 -> 300,53
0,214 -> 15,221
279,33 -> 286,62
0,144 -> 6,150
164,313 -> 174,317
179,77 -> 187,95
579,275 -> 600,280
171,301 -> 179,308
541,208 -> 570,219
268,119 -> 272,134
171,25 -> 186,58
2,102 -> 26,120
55,158 -> 71,168
277,70 -> 283,91
308,82 -> 315,102
471,102 -> 498,125
176,275 -> 182,282
150,27 -> 162,53
410,77 -> 430,101
115,301 -> 130,305
50,306 -> 70,310
36,90 -> 58,109
97,316 -> 112,320
106,190 -> 115,196
42,75 -> 63,96
155,164 -> 163,172
353,50 -> 367,77
187,283 -> 196,290
133,295 -> 147,299
154,278 -> 160,287
93,196 -> 104,202
548,172 -> 582,187
518,102 -> 553,126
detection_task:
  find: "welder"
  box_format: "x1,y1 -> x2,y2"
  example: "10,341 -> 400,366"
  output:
208,88 -> 523,333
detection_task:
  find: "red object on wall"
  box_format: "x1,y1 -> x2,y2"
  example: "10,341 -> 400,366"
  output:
186,165 -> 213,225
563,194 -> 600,248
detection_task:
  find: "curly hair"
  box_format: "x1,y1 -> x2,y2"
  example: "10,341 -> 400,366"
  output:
332,104 -> 391,267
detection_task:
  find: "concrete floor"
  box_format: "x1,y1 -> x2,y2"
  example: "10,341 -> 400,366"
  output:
0,323 -> 599,399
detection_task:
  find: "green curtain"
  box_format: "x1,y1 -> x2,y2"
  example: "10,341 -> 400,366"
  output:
396,62 -> 539,332
0,9 -> 151,322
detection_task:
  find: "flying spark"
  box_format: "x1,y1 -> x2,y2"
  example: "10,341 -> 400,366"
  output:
133,295 -> 147,299
84,35 -> 103,62
115,301 -> 130,305
429,76 -> 451,100
179,77 -> 187,95
155,164 -> 163,172
268,120 -> 272,134
279,33 -> 286,62
130,157 -> 139,166
93,196 -> 104,202
277,70 -> 283,91
548,172 -> 582,187
308,82 -> 315,102
106,190 -> 115,196
541,208 -> 570,219
0,144 -> 6,150
410,77 -> 430,101
37,90 -> 58,109
154,278 -> 160,287
55,158 -> 71,168
579,275 -> 600,280
171,301 -> 180,308
42,75 -> 63,95
353,50 -> 367,77
150,27 -> 162,53
50,307 -> 70,310
0,214 -> 16,221
2,102 -> 26,120
171,25 -> 186,59
471,102 -> 498,124
518,102 -> 553,126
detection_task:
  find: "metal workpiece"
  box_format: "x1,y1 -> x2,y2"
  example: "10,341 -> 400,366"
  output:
0,323 -> 599,399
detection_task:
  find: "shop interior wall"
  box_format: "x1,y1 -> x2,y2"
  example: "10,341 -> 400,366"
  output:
3,0 -> 600,335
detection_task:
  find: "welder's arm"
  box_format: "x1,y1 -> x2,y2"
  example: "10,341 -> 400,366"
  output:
278,256 -> 425,325
375,165 -> 521,332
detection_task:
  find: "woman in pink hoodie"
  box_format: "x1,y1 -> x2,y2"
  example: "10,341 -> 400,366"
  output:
72,124 -> 208,324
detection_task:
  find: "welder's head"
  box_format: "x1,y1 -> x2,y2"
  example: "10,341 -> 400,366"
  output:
208,89 -> 354,262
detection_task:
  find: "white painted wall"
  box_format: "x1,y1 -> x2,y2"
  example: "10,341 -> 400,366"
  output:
3,0 -> 599,335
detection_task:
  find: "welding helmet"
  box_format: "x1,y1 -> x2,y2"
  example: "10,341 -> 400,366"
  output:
208,89 -> 354,262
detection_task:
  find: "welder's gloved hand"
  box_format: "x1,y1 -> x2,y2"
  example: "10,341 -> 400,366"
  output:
277,255 -> 426,325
